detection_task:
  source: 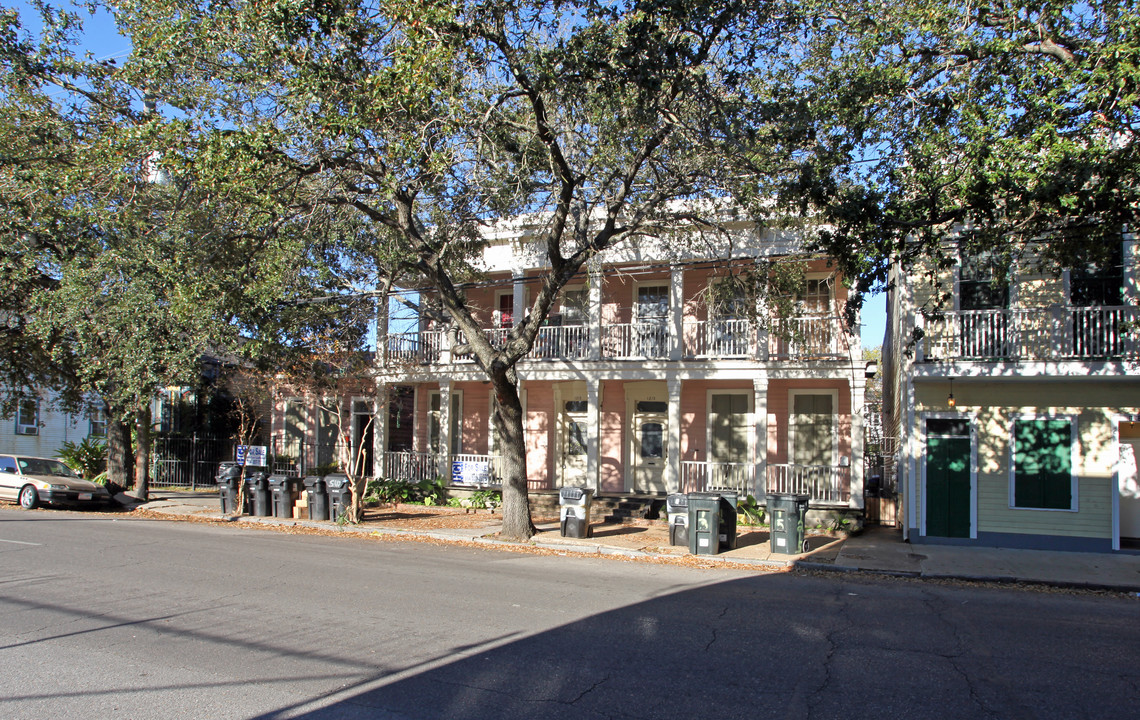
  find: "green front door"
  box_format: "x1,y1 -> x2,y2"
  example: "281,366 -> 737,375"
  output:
925,425 -> 971,538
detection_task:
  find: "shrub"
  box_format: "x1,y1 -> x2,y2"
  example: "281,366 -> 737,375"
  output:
57,437 -> 107,480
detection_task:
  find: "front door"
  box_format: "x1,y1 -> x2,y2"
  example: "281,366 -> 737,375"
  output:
925,418 -> 972,538
633,413 -> 667,493
557,384 -> 589,488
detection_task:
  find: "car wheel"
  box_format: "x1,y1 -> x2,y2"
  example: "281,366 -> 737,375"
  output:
18,485 -> 39,510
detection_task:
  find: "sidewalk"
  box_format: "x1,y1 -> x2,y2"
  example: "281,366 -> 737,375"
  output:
136,490 -> 1140,592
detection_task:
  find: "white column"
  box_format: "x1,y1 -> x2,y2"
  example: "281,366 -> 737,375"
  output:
850,377 -> 866,510
586,378 -> 601,490
375,289 -> 390,369
755,295 -> 770,361
669,264 -> 684,361
666,376 -> 682,493
513,270 -> 526,326
753,376 -> 768,497
372,385 -> 388,479
438,380 -> 452,479
588,261 -> 603,361
1124,233 -> 1137,303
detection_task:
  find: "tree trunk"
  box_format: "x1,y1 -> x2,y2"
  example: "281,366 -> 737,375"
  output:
107,407 -> 134,489
134,405 -> 151,501
492,372 -> 534,540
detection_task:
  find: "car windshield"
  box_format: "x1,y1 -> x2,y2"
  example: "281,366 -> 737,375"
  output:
17,458 -> 78,478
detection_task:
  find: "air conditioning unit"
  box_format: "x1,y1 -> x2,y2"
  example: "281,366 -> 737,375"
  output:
15,423 -> 37,436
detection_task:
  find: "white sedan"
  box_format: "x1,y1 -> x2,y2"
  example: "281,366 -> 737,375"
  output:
0,454 -> 112,509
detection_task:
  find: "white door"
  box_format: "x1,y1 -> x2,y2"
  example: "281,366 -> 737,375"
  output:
633,414 -> 667,493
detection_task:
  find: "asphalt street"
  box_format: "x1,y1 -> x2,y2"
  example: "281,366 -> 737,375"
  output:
1,508 -> 1138,720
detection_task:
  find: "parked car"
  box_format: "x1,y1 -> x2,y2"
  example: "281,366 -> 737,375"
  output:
0,454 -> 112,509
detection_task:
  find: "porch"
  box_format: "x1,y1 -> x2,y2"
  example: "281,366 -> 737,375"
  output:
375,452 -> 852,506
916,305 -> 1139,362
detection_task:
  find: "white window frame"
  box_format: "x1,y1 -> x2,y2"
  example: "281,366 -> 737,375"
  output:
560,284 -> 588,326
633,280 -> 670,324
88,403 -> 108,438
787,389 -> 839,467
15,397 -> 38,436
705,390 -> 754,465
1008,413 -> 1080,513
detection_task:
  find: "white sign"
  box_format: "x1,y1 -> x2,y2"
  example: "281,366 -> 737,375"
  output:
451,461 -> 490,485
236,445 -> 268,467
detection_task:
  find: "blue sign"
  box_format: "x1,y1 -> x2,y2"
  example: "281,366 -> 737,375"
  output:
451,461 -> 490,485
236,445 -> 268,466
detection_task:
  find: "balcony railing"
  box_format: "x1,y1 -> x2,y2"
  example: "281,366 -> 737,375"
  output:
383,313 -> 854,367
681,461 -> 850,504
918,306 -> 1139,362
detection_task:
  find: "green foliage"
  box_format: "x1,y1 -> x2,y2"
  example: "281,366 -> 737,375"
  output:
469,489 -> 502,511
737,494 -> 765,526
366,476 -> 450,506
56,437 -> 107,480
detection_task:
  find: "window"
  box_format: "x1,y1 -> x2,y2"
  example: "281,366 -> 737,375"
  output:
88,404 -> 107,438
0,456 -> 17,474
959,250 -> 1009,311
790,392 -> 836,466
561,288 -> 589,326
709,393 -> 751,464
1070,240 -> 1124,307
1012,418 -> 1076,510
15,398 -> 38,436
566,421 -> 587,456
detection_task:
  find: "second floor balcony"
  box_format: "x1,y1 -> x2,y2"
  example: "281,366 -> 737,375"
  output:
384,313 -> 856,367
917,305 -> 1139,363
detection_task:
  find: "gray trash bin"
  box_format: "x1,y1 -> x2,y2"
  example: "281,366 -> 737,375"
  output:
303,475 -> 329,521
216,462 -> 243,514
245,471 -> 271,517
687,492 -> 721,555
269,474 -> 301,519
666,493 -> 689,546
325,474 -> 353,522
767,492 -> 810,554
559,486 -> 594,538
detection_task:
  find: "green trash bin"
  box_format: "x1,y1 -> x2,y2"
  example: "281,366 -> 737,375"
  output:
767,493 -> 809,554
687,492 -> 722,555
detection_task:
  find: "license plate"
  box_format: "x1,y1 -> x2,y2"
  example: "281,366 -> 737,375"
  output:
79,493 -> 93,500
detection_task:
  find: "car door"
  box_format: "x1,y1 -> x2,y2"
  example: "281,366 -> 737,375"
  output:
0,455 -> 19,501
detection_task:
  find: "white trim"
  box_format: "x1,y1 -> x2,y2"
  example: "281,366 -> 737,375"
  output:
787,389 -> 839,467
705,389 -> 755,466
918,412 -> 978,540
1007,413 -> 1080,513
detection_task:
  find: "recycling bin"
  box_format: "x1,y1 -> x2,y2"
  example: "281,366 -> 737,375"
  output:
303,475 -> 329,521
216,462 -> 242,514
767,492 -> 810,555
718,491 -> 739,551
245,471 -> 271,517
559,486 -> 594,538
666,493 -> 689,546
269,474 -> 302,519
325,474 -> 353,523
687,492 -> 722,555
